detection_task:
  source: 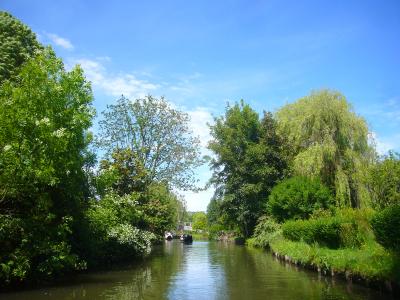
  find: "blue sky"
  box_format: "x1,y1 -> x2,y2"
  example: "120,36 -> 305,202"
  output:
2,0 -> 400,211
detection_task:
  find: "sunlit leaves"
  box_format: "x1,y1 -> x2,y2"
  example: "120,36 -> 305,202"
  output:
276,90 -> 374,208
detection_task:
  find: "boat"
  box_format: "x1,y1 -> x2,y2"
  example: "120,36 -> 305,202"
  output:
165,232 -> 173,240
180,234 -> 193,244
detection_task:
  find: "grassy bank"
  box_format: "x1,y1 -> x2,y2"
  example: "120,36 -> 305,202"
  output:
270,238 -> 399,282
191,232 -> 209,240
248,235 -> 400,293
247,209 -> 400,293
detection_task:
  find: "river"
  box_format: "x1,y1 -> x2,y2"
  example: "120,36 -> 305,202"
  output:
0,240 -> 392,299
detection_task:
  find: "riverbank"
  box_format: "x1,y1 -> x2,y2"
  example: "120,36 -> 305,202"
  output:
248,237 -> 400,294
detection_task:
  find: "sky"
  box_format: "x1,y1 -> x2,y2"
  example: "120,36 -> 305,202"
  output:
2,0 -> 400,211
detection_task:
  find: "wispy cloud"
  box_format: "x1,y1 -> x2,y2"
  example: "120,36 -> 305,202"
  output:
187,107 -> 213,150
46,33 -> 74,50
361,97 -> 400,123
369,131 -> 400,155
71,58 -> 159,98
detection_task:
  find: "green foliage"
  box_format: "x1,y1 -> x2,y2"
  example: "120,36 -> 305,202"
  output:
282,209 -> 375,249
208,103 -> 287,237
0,47 -> 94,285
367,152 -> 400,209
371,204 -> 400,252
83,192 -> 156,265
283,217 -> 342,249
250,216 -> 281,248
0,214 -> 85,285
139,183 -> 181,236
276,90 -> 374,208
206,198 -> 222,225
0,11 -> 43,83
192,212 -> 207,231
208,224 -> 228,240
96,148 -> 148,196
97,95 -> 202,191
0,48 -> 94,214
267,176 -> 334,222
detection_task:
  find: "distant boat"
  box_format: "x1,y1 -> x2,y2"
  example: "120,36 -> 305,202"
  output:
165,232 -> 173,240
180,234 -> 193,244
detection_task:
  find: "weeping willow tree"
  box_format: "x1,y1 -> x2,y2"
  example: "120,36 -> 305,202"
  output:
276,90 -> 375,208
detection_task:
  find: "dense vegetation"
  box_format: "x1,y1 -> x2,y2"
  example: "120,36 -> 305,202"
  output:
0,13 -> 200,287
267,176 -> 334,222
208,103 -> 287,237
206,89 -> 400,288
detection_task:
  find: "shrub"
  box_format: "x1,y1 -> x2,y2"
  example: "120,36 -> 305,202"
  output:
251,216 -> 281,248
267,176 -> 334,222
371,204 -> 400,251
208,224 -> 227,240
0,215 -> 84,286
107,224 -> 156,255
82,192 -> 151,265
282,209 -> 375,249
282,217 -> 341,248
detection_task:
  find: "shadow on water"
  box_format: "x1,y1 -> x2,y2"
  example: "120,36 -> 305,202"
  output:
0,241 -> 394,300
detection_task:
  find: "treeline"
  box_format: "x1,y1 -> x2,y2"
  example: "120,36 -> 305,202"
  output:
206,90 -> 400,285
0,12 -> 200,287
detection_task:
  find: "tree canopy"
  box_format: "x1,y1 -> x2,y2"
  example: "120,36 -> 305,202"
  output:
0,11 -> 42,84
97,95 -> 202,191
276,90 -> 374,208
367,151 -> 400,209
192,211 -> 207,231
208,101 -> 287,237
0,48 -> 94,283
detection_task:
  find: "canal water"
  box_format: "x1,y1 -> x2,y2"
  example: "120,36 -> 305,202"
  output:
0,240 -> 392,300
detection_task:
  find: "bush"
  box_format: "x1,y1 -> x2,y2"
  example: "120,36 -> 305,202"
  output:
208,224 -> 227,240
251,216 -> 281,248
82,192 -> 154,265
282,209 -> 375,249
0,215 -> 84,286
282,217 -> 341,248
371,204 -> 400,251
267,176 -> 334,222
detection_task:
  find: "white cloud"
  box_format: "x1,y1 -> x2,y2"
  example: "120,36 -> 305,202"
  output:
181,187 -> 214,212
187,107 -> 214,150
47,33 -> 74,50
369,131 -> 400,155
72,58 -> 159,98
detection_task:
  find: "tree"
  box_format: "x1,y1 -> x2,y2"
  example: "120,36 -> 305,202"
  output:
97,95 -> 202,192
208,101 -> 287,237
367,151 -> 400,209
0,11 -> 42,84
139,183 -> 183,235
0,48 -> 94,283
276,90 -> 374,208
206,198 -> 222,226
192,212 -> 207,231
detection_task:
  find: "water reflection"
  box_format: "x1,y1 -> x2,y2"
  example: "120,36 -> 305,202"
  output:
167,242 -> 227,300
0,241 -> 392,300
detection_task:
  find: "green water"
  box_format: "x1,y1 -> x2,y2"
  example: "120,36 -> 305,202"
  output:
0,241 -> 392,299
